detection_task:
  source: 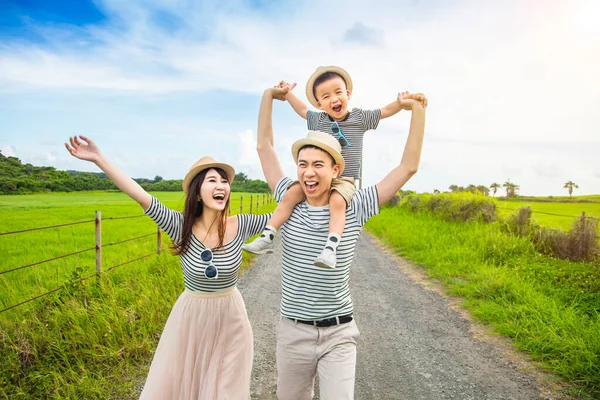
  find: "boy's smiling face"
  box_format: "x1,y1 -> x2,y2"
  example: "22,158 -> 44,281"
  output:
315,76 -> 351,121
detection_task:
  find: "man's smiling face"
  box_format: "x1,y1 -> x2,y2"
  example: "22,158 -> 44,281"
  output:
297,146 -> 340,206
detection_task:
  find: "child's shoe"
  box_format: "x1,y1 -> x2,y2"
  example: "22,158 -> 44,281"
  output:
313,247 -> 336,269
242,226 -> 276,255
313,233 -> 341,269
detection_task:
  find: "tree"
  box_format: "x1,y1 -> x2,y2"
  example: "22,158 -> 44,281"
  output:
502,180 -> 519,197
490,183 -> 500,197
154,175 -> 163,183
234,172 -> 248,183
476,185 -> 490,196
563,181 -> 579,198
449,185 -> 459,193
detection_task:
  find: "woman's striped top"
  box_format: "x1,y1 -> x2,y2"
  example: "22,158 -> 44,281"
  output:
144,196 -> 270,292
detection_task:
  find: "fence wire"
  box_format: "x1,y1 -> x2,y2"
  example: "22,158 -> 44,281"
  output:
1,193 -> 274,314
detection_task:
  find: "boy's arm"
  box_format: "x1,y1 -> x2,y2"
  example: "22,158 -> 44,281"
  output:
257,87 -> 287,192
380,99 -> 403,119
380,92 -> 429,119
280,82 -> 308,120
376,93 -> 427,206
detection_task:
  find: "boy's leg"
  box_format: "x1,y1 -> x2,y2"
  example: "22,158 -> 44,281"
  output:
313,191 -> 346,269
276,318 -> 318,400
242,183 -> 304,254
270,183 -> 304,229
314,178 -> 355,269
316,320 -> 360,400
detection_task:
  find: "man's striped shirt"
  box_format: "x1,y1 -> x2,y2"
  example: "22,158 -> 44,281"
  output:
307,108 -> 381,179
275,177 -> 380,320
144,196 -> 270,292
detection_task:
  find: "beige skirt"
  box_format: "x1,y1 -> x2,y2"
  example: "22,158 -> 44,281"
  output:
139,287 -> 253,400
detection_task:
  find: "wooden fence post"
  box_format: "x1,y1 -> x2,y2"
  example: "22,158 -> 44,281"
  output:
157,225 -> 162,255
240,195 -> 243,214
256,194 -> 259,210
250,194 -> 253,214
95,211 -> 102,283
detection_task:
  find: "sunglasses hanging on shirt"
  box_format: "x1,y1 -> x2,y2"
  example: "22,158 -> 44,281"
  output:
200,248 -> 218,279
330,121 -> 350,148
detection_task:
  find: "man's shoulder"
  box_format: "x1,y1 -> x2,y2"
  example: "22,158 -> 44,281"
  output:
349,186 -> 378,207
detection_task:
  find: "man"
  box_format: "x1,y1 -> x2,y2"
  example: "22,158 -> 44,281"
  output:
256,85 -> 427,399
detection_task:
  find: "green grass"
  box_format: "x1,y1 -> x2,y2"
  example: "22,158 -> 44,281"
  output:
496,199 -> 600,231
0,191 -> 272,312
366,205 -> 600,398
0,191 -> 275,399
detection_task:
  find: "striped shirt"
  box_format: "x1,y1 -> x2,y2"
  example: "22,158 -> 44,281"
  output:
307,108 -> 382,179
275,177 -> 380,320
144,196 -> 270,292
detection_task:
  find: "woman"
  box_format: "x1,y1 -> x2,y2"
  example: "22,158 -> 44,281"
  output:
65,135 -> 270,399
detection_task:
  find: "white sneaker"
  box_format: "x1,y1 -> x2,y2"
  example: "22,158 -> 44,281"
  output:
313,248 -> 336,269
242,234 -> 274,255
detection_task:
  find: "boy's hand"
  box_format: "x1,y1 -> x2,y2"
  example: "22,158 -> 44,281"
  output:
266,86 -> 289,101
277,80 -> 297,92
276,80 -> 298,100
398,91 -> 428,110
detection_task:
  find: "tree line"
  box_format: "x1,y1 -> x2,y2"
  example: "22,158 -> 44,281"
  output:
446,179 -> 580,198
0,151 -> 270,195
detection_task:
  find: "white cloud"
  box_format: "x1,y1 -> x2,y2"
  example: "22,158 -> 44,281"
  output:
342,22 -> 384,46
1,146 -> 15,157
1,0 -> 599,195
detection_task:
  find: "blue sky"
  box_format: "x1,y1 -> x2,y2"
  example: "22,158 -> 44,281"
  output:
1,0 -> 599,195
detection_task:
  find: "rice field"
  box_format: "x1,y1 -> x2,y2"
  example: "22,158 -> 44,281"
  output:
496,199 -> 600,231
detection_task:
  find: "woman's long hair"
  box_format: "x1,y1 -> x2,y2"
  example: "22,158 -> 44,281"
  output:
174,168 -> 231,255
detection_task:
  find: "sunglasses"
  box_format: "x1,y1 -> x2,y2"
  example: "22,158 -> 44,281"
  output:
200,248 -> 218,279
330,121 -> 350,148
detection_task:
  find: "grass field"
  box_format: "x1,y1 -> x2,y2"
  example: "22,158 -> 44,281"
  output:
2,190 -> 598,398
0,191 -> 275,399
0,191 -> 272,313
366,204 -> 600,398
496,199 -> 600,231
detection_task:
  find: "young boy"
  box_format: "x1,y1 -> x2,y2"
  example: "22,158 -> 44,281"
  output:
242,66 -> 426,268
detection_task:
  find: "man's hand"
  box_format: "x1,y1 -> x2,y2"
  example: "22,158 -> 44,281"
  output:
266,86 -> 290,101
277,80 -> 297,92
398,91 -> 428,110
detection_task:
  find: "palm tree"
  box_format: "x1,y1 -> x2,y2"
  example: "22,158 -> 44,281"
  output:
563,181 -> 579,198
477,185 -> 490,196
490,183 -> 500,197
502,180 -> 519,197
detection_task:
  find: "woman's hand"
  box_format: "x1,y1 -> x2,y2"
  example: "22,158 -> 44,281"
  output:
65,135 -> 102,163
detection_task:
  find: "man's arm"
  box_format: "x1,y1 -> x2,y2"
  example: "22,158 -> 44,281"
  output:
257,88 -> 287,192
376,94 -> 427,206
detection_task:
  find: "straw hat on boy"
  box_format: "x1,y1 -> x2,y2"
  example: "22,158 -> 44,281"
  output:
305,66 -> 353,108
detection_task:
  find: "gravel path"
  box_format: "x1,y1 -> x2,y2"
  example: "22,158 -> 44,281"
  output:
238,233 -> 559,400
